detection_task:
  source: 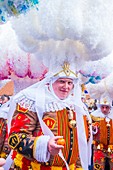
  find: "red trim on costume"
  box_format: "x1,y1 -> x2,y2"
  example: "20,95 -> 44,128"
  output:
11,151 -> 17,160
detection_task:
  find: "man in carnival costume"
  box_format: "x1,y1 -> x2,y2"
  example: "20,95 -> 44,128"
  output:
91,93 -> 113,170
0,96 -> 13,170
0,98 -> 11,160
8,61 -> 92,170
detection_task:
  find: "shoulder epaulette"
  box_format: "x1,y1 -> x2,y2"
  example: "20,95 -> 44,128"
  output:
17,104 -> 28,113
16,96 -> 36,113
90,114 -> 104,122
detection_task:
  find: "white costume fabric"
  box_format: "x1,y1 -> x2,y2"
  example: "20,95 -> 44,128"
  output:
0,101 -> 10,119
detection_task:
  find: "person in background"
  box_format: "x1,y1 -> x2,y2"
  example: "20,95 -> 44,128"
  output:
1,95 -> 10,105
8,61 -> 92,170
0,94 -> 11,167
0,98 -> 3,107
87,98 -> 97,114
91,93 -> 113,170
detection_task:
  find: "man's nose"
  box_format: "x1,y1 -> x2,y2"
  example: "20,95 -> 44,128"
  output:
103,108 -> 107,110
64,83 -> 69,88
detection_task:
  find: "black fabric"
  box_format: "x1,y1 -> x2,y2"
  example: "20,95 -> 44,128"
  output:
91,144 -> 94,169
104,157 -> 110,170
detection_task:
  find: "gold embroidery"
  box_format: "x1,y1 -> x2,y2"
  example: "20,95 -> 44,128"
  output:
8,134 -> 20,149
90,115 -> 104,121
94,163 -> 101,170
17,104 -> 28,113
14,154 -> 23,169
43,117 -> 56,129
54,62 -> 77,77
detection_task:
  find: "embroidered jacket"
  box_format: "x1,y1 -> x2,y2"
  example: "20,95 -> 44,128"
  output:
8,97 -> 91,170
0,118 -> 11,159
91,113 -> 113,152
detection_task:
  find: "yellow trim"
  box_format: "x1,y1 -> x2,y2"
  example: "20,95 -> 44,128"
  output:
54,62 -> 77,77
0,152 -> 7,159
90,115 -> 104,121
51,164 -> 76,170
31,161 -> 41,170
31,162 -> 75,170
33,136 -> 40,158
69,164 -> 76,170
17,104 -> 28,113
94,163 -> 101,170
43,117 -> 56,129
8,133 -> 20,149
13,155 -> 77,170
14,153 -> 23,169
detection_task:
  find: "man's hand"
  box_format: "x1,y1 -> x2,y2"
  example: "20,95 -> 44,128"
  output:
48,136 -> 64,155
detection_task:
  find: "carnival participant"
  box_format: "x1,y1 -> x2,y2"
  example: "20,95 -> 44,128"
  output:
8,62 -> 92,170
0,98 -> 11,160
1,95 -> 10,105
0,95 -> 13,170
0,94 -> 10,108
91,93 -> 113,170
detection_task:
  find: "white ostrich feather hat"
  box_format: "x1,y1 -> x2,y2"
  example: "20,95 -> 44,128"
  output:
98,92 -> 113,107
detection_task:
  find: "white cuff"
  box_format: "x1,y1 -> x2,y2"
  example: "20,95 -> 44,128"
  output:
33,135 -> 50,162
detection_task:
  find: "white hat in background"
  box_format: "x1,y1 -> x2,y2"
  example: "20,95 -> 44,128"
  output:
97,92 -> 113,108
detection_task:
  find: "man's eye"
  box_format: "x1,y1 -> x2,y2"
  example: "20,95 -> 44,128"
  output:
68,82 -> 73,85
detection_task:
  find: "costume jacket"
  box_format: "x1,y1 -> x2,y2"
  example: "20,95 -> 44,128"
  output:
8,87 -> 91,170
91,109 -> 113,170
0,103 -> 11,159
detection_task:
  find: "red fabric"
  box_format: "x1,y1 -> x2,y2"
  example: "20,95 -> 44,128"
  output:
40,165 -> 67,170
94,150 -> 104,162
11,151 -> 17,160
22,157 -> 31,170
10,113 -> 30,134
40,165 -> 51,170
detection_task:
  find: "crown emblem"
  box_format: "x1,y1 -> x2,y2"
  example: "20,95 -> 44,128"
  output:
103,98 -> 107,104
54,62 -> 77,77
62,62 -> 71,76
100,98 -> 110,105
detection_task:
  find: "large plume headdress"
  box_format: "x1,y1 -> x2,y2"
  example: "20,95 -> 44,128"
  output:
33,39 -> 88,79
86,72 -> 113,109
10,0 -> 113,61
86,72 -> 113,100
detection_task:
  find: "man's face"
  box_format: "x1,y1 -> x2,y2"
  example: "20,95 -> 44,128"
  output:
52,78 -> 74,99
100,105 -> 111,115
